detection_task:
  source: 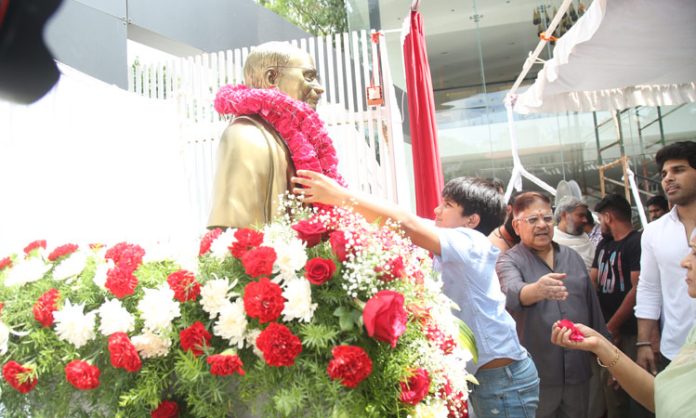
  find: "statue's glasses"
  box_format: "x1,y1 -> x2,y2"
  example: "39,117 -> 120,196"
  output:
269,66 -> 321,84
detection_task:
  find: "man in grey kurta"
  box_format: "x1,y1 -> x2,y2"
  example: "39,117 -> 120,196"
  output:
496,192 -> 607,418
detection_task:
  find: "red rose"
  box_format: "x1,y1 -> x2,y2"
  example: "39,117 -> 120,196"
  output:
256,323 -> 302,367
108,332 -> 142,372
2,361 -> 38,393
0,256 -> 13,271
329,231 -> 349,262
230,228 -> 264,259
33,288 -> 60,327
207,353 -> 246,376
243,277 -> 285,323
166,270 -> 200,302
558,319 -> 585,342
363,290 -> 408,348
199,228 -> 223,256
151,400 -> 179,418
399,368 -> 431,405
304,257 -> 336,285
179,322 -> 211,357
241,246 -> 277,278
291,218 -> 327,247
105,265 -> 139,298
47,243 -> 79,262
376,256 -> 407,282
23,239 -> 46,255
104,242 -> 145,272
326,345 -> 373,388
65,360 -> 100,390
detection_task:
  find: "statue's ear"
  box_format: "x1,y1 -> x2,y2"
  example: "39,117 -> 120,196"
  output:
264,68 -> 279,87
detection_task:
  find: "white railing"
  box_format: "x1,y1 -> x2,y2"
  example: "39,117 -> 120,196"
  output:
129,31 -> 407,229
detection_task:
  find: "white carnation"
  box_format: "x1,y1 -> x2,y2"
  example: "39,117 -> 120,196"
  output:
53,300 -> 97,349
131,330 -> 172,358
412,398 -> 449,418
200,277 -> 237,319
245,329 -> 263,358
92,261 -> 110,289
209,229 -> 237,259
0,321 -> 9,355
4,257 -> 51,287
281,278 -> 316,323
52,251 -> 88,281
274,237 -> 307,276
137,285 -> 181,333
213,299 -> 247,348
97,299 -> 135,336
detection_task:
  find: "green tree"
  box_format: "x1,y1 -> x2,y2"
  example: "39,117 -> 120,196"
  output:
257,0 -> 348,36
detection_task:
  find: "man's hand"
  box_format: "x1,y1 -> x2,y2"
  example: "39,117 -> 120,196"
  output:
535,273 -> 568,301
636,345 -> 657,375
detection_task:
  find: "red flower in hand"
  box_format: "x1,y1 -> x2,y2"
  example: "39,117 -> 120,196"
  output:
108,332 -> 142,372
0,256 -> 13,271
2,361 -> 38,393
166,270 -> 200,302
23,240 -> 46,255
256,323 -> 302,367
47,243 -> 79,262
363,290 -> 408,348
558,319 -> 585,342
399,368 -> 431,405
207,352 -> 246,376
151,400 -> 179,418
65,360 -> 100,390
241,246 -> 276,278
105,265 -> 139,298
326,345 -> 373,388
291,218 -> 327,247
304,257 -> 336,285
179,322 -> 211,357
199,228 -> 223,256
230,228 -> 264,259
33,288 -> 60,327
243,277 -> 285,323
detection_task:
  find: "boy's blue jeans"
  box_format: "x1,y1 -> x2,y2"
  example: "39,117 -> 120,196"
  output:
470,356 -> 540,418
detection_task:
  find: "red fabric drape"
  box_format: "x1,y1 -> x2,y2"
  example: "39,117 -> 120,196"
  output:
403,10 -> 444,219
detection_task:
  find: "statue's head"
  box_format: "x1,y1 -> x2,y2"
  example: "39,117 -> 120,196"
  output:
243,41 -> 324,109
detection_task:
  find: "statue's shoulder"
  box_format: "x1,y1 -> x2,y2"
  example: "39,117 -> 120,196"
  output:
220,115 -> 276,147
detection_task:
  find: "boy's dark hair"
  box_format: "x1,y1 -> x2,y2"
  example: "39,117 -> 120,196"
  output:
585,207 -> 595,226
594,193 -> 632,223
512,192 -> 551,217
655,141 -> 696,172
646,194 -> 669,211
441,177 -> 506,236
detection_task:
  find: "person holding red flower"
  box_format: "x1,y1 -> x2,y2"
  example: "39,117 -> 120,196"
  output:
293,172 -> 539,417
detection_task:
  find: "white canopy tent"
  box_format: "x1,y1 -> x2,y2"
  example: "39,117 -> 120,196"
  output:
503,0 -> 696,227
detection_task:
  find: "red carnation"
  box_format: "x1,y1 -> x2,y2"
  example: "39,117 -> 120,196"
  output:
376,256 -> 407,282
256,322 -> 302,367
199,228 -> 223,256
243,278 -> 285,323
151,400 -> 179,418
23,240 -> 46,255
104,242 -> 145,271
108,332 -> 142,372
207,352 -> 246,376
105,265 -> 139,298
329,231 -> 349,262
399,368 -> 431,405
47,243 -> 79,262
327,345 -> 373,388
179,322 -> 211,357
230,228 -> 264,259
33,288 -> 60,327
304,257 -> 336,285
2,361 -> 38,393
558,319 -> 585,342
363,290 -> 408,348
0,256 -> 12,271
65,360 -> 100,390
291,218 -> 327,247
166,270 -> 200,302
241,246 -> 276,278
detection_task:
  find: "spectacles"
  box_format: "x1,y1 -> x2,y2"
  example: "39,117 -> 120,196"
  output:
268,66 -> 321,83
517,215 -> 554,225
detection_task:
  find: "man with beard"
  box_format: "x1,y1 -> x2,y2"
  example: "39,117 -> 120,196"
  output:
592,194 -> 652,418
635,141 -> 696,376
552,196 -> 595,271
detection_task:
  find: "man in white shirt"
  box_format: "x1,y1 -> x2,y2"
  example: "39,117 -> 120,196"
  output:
636,141 -> 696,374
553,196 -> 595,272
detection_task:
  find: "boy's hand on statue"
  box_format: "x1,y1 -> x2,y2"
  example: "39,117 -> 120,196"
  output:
292,170 -> 347,206
550,321 -> 602,353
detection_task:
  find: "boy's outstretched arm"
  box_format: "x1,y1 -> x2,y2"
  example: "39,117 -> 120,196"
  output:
292,170 -> 441,255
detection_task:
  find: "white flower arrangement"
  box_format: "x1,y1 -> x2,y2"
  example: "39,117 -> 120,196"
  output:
137,285 -> 181,333
97,298 -> 135,336
53,300 -> 97,349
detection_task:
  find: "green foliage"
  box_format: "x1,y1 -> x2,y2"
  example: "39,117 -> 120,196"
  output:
256,0 -> 348,36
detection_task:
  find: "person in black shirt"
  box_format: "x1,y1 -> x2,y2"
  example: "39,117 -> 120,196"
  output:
591,194 -> 652,418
